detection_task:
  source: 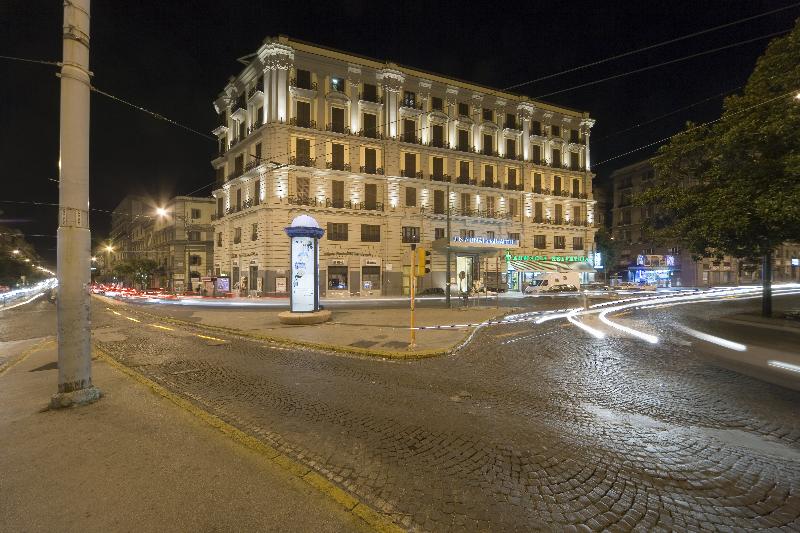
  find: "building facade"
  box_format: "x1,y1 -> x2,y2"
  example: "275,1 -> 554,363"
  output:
110,195 -> 215,291
608,160 -> 799,286
211,36 -> 598,296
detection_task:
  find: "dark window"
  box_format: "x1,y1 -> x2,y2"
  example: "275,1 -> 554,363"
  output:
505,113 -> 516,129
435,228 -> 445,240
331,143 -> 345,170
405,186 -> 416,207
327,223 -> 348,241
487,231 -> 495,239
234,227 -> 242,244
255,142 -> 262,161
431,124 -> 444,147
361,224 -> 381,242
570,129 -> 580,143
216,166 -> 225,184
235,154 -> 244,175
189,255 -> 201,265
253,179 -> 260,205
572,178 -> 581,195
295,69 -> 311,89
555,204 -> 563,222
482,134 -> 493,155
508,168 -> 517,189
256,106 -> 263,125
362,83 -> 377,102
251,223 -> 258,241
554,236 -> 566,249
570,152 -> 580,170
433,189 -> 445,214
505,139 -> 516,158
484,165 -> 494,186
403,119 -> 416,143
362,113 -> 377,138
331,107 -> 345,133
573,237 -> 584,250
531,145 -> 542,164
364,183 -> 377,210
296,101 -> 311,127
534,235 -> 546,249
364,148 -> 377,174
552,148 -> 561,167
459,161 -> 470,179
432,157 -> 444,178
332,180 -> 344,208
362,266 -> 380,287
217,197 -> 224,218
533,173 -> 542,193
402,226 -> 420,243
458,102 -> 469,117
331,77 -> 343,92
188,231 -> 200,241
460,193 -> 470,215
508,232 -> 520,242
236,189 -> 242,210
531,120 -> 542,135
551,124 -> 561,137
457,129 -> 469,151
482,108 -> 493,122
554,176 -> 562,195
432,96 -> 443,111
404,152 -> 416,177
296,138 -> 311,162
534,201 -> 544,221
509,198 -> 519,216
249,266 -> 258,290
403,91 -> 416,108
239,121 -> 245,140
191,208 -> 201,219
217,232 -> 222,246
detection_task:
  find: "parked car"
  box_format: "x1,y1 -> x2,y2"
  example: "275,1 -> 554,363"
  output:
542,284 -> 579,293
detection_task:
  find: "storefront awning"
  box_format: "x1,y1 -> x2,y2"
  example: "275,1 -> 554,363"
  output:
499,260 -> 571,272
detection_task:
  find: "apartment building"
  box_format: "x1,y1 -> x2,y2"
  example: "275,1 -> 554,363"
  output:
211,36 -> 598,296
609,160 -> 800,286
110,195 -> 215,291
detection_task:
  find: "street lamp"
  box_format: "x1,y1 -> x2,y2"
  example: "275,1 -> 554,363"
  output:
12,249 -> 20,255
156,207 -> 168,218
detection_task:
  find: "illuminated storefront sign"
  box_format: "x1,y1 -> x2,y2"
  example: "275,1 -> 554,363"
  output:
505,254 -> 589,262
453,236 -> 519,246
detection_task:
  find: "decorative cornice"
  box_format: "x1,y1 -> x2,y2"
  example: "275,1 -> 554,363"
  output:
259,42 -> 294,71
378,68 -> 405,93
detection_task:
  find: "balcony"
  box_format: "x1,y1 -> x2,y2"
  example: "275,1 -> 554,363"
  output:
481,148 -> 501,158
481,180 -> 496,188
247,85 -> 264,103
426,139 -> 450,149
503,153 -> 524,161
504,182 -> 524,191
400,169 -> 424,179
571,192 -> 589,199
431,173 -> 451,183
503,120 -> 523,131
358,92 -> 383,104
456,176 -> 476,185
231,98 -> 246,122
287,195 -> 320,207
227,170 -> 242,182
290,155 -> 316,167
242,198 -> 254,210
532,187 -> 552,195
325,123 -> 351,135
400,98 -> 423,110
356,129 -> 384,140
325,161 -> 351,171
401,133 -> 423,145
359,165 -> 384,175
353,201 -> 384,212
530,127 -> 543,137
290,78 -> 318,91
455,143 -> 473,153
289,117 -> 317,129
244,159 -> 261,172
247,120 -> 263,135
447,208 -> 512,220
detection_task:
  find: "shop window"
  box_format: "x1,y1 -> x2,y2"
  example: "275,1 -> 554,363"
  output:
402,226 -> 420,243
361,224 -> 380,242
328,266 -> 348,290
554,236 -> 566,249
362,266 -> 381,290
573,237 -> 584,250
327,223 -> 348,241
405,186 -> 417,207
533,235 -> 546,249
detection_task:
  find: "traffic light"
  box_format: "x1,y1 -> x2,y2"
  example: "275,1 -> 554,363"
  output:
416,248 -> 431,277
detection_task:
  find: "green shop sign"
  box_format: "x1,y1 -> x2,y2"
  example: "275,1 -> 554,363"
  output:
505,254 -> 589,262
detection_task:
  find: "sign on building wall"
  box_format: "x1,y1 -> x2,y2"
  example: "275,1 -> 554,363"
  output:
291,236 -> 316,312
276,277 -> 287,293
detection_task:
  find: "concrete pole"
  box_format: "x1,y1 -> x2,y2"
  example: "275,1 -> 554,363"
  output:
52,0 -> 100,408
445,183 -> 451,308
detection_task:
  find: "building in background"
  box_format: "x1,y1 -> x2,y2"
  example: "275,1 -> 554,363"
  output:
210,36 -> 598,297
109,195 -> 215,291
608,159 -> 799,286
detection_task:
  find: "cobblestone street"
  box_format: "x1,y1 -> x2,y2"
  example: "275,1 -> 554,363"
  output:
5,296 -> 800,531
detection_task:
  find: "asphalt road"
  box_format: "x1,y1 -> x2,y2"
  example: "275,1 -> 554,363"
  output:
4,294 -> 800,532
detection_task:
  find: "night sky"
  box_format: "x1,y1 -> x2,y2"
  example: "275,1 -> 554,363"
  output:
2,0 -> 797,263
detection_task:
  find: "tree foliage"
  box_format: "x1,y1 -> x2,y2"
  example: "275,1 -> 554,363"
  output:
112,258 -> 163,288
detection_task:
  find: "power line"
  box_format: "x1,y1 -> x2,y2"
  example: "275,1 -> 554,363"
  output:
593,89 -> 799,166
534,29 -> 791,99
503,2 -> 800,91
0,54 -> 60,67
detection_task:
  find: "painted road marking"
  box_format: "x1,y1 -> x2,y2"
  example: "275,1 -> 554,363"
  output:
150,324 -> 174,331
112,310 -> 121,316
125,316 -> 140,323
197,334 -> 226,342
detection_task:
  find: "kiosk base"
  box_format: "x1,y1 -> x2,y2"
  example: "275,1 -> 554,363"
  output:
278,309 -> 332,325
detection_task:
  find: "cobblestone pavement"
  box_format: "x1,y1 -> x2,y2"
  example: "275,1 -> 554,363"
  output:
8,297 -> 800,531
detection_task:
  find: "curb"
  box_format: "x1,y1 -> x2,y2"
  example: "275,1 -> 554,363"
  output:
97,295 -> 502,359
94,345 -> 406,533
0,338 -> 54,377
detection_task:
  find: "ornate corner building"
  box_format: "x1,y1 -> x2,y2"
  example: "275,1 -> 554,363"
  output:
210,36 -> 598,296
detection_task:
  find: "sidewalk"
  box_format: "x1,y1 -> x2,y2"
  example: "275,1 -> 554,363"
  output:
0,338 -> 374,533
100,296 -> 515,356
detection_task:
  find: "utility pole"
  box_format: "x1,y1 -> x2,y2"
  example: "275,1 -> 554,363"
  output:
409,244 -> 417,349
52,0 -> 100,408
445,183 -> 451,308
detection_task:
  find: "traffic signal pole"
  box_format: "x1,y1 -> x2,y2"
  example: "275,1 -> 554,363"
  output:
409,244 -> 416,349
52,0 -> 101,408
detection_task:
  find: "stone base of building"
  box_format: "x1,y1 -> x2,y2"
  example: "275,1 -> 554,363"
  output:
278,309 -> 332,325
50,386 -> 103,409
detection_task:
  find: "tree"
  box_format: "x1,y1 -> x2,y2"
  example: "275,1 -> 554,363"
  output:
594,227 -> 623,282
639,21 -> 800,316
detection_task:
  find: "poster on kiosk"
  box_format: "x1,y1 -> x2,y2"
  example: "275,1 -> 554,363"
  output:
284,215 -> 324,313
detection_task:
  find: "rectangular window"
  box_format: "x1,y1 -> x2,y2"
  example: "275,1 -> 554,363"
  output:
531,145 -> 542,164
508,168 -> 517,189
364,148 -> 377,173
249,265 -> 258,290
553,175 -> 562,195
551,124 -> 561,137
235,154 -> 244,175
432,156 -> 444,178
364,183 -> 377,210
330,77 -> 343,92
217,197 -> 224,218
216,232 -> 222,246
362,266 -> 380,288
554,204 -> 563,223
188,231 -> 200,241
435,228 -> 445,240
482,108 -> 493,122
533,173 -> 542,192
403,91 -> 416,108
256,106 -> 263,125
570,129 -> 580,143
573,237 -> 584,250
533,235 -> 546,249
404,152 -> 417,177
403,119 -> 416,143
573,206 -> 581,223
570,152 -> 580,170
234,227 -> 242,244
509,198 -> 519,217
508,232 -> 520,242
554,236 -> 566,249
486,196 -> 496,216
239,121 -> 245,140
484,165 -> 494,186
431,96 -> 444,111
486,231 -> 495,239
458,161 -> 470,180
534,201 -> 544,221
552,149 -> 561,168
236,188 -> 242,210
296,176 -> 310,199
332,180 -> 344,208
361,224 -> 381,242
331,107 -> 345,133
572,178 -> 581,196
405,186 -> 417,207
191,208 -> 201,219
505,113 -> 517,129
457,129 -> 470,151
433,189 -> 445,214
295,138 -> 311,164
459,229 -> 475,238
295,69 -> 311,89
482,134 -> 493,155
531,120 -> 542,135
327,223 -> 348,241
458,102 -> 469,117
362,113 -> 377,138
296,101 -> 311,127
331,143 -> 345,170
401,226 -> 420,243
431,124 -> 444,147
255,142 -> 262,161
328,266 -> 348,289
362,83 -> 377,102
253,179 -> 260,205
189,255 -> 202,266
460,192 -> 470,215
505,139 -> 516,158
251,223 -> 258,241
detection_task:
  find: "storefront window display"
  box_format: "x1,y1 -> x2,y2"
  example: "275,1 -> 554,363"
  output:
328,266 -> 348,290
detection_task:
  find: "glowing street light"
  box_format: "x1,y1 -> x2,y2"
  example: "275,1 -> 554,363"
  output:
91,256 -> 97,262
12,249 -> 20,255
156,207 -> 168,217
104,245 -> 114,253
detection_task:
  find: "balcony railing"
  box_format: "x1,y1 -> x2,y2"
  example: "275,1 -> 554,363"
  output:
533,187 -> 552,195
227,171 -> 242,182
456,176 -> 476,185
571,192 -> 589,199
287,195 -> 320,207
247,120 -> 263,134
401,133 -> 423,144
430,173 -> 451,183
441,207 -> 513,220
289,117 -> 317,129
481,148 -> 501,158
427,139 -> 450,149
325,161 -> 351,171
401,169 -> 424,179
242,198 -> 254,210
244,159 -> 261,172
456,143 -> 473,153
356,129 -> 384,140
400,98 -> 423,110
290,155 -> 316,167
504,121 -> 523,130
290,78 -> 318,91
325,123 -> 351,134
504,183 -> 524,191
359,165 -> 384,175
504,153 -> 524,161
358,92 -> 383,104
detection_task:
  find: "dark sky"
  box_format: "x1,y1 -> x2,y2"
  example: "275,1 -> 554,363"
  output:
2,0 -> 797,263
